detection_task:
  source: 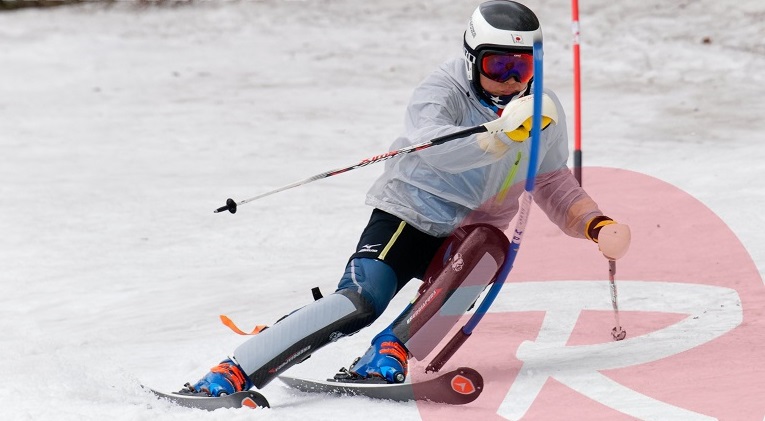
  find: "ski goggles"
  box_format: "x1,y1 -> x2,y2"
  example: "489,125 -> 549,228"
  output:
478,50 -> 534,84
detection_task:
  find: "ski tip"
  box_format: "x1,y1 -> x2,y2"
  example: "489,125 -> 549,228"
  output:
239,391 -> 271,409
438,367 -> 483,404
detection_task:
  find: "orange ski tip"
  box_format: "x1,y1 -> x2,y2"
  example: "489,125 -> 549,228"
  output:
220,314 -> 267,335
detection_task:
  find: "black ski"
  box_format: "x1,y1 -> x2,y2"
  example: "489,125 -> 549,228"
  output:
146,387 -> 270,410
279,367 -> 483,405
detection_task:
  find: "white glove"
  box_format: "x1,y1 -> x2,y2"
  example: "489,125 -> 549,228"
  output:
482,94 -> 558,140
478,94 -> 558,156
586,216 -> 631,260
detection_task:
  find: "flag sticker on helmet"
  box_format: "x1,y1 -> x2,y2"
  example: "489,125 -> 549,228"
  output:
512,34 -> 524,44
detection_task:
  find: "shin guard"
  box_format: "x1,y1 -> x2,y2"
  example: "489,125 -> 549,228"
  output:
233,289 -> 376,388
389,224 -> 509,359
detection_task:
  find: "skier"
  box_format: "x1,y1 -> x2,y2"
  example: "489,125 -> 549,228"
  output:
182,0 -> 631,396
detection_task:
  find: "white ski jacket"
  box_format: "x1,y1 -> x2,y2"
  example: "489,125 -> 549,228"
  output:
366,57 -> 602,238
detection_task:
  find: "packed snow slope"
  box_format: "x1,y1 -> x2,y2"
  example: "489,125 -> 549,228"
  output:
1,1 -> 763,420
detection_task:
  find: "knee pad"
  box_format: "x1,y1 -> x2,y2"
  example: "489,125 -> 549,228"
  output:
233,288 -> 376,388
388,224 -> 509,359
336,258 -> 398,317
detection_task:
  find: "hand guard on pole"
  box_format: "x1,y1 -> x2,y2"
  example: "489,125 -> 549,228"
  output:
478,94 -> 558,156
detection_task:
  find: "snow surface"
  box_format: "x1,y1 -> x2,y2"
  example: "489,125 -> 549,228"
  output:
1,0 -> 763,420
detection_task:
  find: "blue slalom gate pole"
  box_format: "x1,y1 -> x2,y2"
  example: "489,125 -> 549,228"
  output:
427,38 -> 545,372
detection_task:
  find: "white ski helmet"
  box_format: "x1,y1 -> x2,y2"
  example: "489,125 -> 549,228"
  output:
463,1 -> 542,106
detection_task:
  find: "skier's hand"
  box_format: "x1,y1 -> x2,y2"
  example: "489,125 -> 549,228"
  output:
586,216 -> 631,260
499,94 -> 557,141
478,132 -> 513,156
479,94 -> 558,155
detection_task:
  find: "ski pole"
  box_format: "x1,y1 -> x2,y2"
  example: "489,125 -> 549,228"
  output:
427,38 -> 545,373
609,259 -> 627,340
571,0 -> 583,185
214,122 -> 513,214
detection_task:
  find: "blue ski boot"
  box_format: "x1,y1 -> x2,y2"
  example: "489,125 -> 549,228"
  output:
181,358 -> 252,397
343,332 -> 409,383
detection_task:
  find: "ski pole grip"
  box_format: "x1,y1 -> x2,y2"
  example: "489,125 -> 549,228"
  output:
214,198 -> 238,214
